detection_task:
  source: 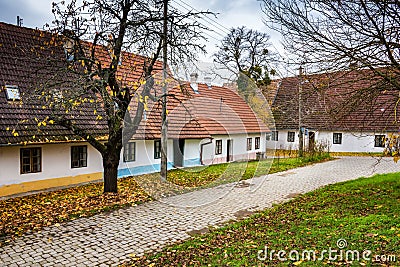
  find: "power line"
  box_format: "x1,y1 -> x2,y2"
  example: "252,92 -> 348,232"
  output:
170,0 -> 229,38
169,0 -> 294,78
169,2 -> 227,43
173,0 -> 231,34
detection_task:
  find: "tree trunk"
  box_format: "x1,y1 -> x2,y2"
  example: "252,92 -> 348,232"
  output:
102,147 -> 121,193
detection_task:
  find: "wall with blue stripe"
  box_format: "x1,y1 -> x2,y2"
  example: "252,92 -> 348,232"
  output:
118,158 -> 201,177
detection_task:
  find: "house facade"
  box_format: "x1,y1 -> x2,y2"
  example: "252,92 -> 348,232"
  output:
266,129 -> 388,153
0,22 -> 268,197
266,70 -> 399,153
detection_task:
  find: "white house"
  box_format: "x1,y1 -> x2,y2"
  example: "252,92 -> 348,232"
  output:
0,22 -> 268,197
266,70 -> 399,153
119,78 -> 268,177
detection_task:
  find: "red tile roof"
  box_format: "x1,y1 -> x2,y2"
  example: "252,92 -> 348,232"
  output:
0,22 -> 268,145
130,81 -> 269,140
270,69 -> 400,132
0,22 -> 163,145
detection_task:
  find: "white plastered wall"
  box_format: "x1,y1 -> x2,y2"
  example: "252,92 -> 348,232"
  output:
201,133 -> 266,165
0,142 -> 103,186
266,129 -> 388,153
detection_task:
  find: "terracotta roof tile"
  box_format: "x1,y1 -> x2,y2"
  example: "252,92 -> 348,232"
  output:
270,69 -> 400,132
0,22 -> 161,145
129,81 -> 269,140
0,22 -> 269,145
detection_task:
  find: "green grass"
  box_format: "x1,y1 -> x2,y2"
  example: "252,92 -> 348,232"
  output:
167,153 -> 331,188
127,172 -> 400,266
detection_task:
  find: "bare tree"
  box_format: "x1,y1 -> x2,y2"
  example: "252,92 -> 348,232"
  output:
262,0 -> 400,157
214,26 -> 275,88
262,0 -> 400,88
28,0 -> 211,193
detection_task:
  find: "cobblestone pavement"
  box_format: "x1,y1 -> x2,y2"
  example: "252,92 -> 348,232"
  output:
0,157 -> 398,266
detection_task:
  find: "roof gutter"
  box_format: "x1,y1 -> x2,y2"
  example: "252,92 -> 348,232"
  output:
200,137 -> 213,165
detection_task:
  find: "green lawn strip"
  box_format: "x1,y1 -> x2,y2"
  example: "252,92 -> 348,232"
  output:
167,153 -> 332,188
0,154 -> 331,241
127,173 -> 400,267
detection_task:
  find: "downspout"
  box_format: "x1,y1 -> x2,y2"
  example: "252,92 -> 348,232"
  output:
200,137 -> 213,165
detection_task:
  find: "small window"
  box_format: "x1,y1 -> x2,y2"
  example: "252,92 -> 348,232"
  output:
255,137 -> 260,149
333,133 -> 342,144
374,135 -> 385,148
271,131 -> 279,141
215,139 -> 222,155
124,142 -> 136,162
266,133 -> 271,141
20,147 -> 42,174
5,85 -> 21,101
143,110 -> 147,121
71,146 -> 87,168
247,138 -> 252,151
154,140 -> 161,159
287,132 -> 295,142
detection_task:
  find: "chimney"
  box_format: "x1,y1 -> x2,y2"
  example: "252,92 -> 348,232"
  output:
17,16 -> 23,27
204,76 -> 212,89
190,73 -> 198,83
190,73 -> 199,94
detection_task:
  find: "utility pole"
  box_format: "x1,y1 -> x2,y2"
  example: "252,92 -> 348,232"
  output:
298,65 -> 304,158
160,0 -> 168,181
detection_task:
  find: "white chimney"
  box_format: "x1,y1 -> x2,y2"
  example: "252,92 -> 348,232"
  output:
204,76 -> 212,89
190,73 -> 198,83
190,73 -> 199,94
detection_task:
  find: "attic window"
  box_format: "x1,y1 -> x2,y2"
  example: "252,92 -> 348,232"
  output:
143,110 -> 147,120
5,85 -> 21,100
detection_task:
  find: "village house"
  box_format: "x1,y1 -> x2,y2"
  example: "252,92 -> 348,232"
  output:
266,69 -> 400,153
0,22 -> 268,197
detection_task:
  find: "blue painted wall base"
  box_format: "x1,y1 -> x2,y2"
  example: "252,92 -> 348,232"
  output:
118,158 -> 201,178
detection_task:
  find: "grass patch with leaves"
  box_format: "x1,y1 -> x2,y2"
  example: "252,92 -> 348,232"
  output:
127,172 -> 400,267
0,154 -> 331,242
0,177 -> 151,241
167,153 -> 331,188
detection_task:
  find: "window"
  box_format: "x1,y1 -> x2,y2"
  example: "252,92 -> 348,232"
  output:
333,133 -> 342,144
215,139 -> 222,155
271,131 -> 279,141
154,140 -> 161,159
247,138 -> 252,151
20,147 -> 41,174
287,132 -> 295,142
5,85 -> 20,101
71,146 -> 87,168
143,110 -> 147,120
123,142 -> 136,162
266,133 -> 271,141
374,135 -> 385,147
255,137 -> 260,149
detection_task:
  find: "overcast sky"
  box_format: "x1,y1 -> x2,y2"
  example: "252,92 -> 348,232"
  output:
0,0 -> 288,80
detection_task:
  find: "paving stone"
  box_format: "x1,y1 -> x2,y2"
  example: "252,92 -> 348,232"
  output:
0,157 -> 397,266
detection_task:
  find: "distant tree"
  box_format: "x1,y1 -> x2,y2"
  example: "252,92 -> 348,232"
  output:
214,26 -> 275,89
29,0 -> 210,193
